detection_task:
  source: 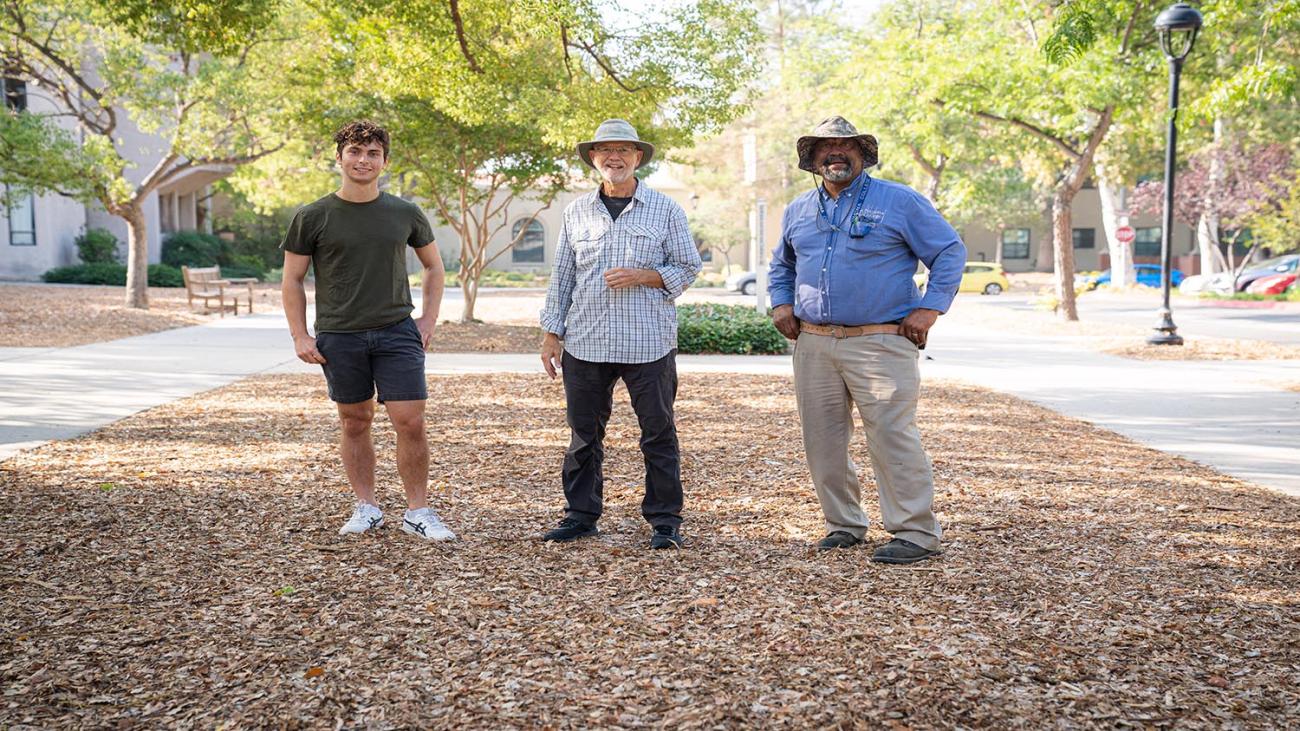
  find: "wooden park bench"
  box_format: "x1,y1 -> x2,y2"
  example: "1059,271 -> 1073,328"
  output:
181,266 -> 257,316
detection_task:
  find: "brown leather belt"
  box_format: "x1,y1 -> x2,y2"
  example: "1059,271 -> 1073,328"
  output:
799,322 -> 901,338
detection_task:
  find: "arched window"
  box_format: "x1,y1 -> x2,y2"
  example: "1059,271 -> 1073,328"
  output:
511,219 -> 545,263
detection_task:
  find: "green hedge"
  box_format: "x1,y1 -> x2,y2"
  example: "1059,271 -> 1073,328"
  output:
162,230 -> 224,268
42,263 -> 184,287
147,264 -> 185,287
216,263 -> 266,282
676,303 -> 788,355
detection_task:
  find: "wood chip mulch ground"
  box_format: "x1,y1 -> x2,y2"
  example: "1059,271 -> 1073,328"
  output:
0,284 -> 287,348
429,322 -> 543,353
2,373 -> 1296,729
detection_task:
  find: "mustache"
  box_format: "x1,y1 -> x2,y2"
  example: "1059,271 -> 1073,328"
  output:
821,155 -> 850,166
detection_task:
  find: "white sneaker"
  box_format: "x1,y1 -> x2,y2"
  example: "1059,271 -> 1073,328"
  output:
338,502 -> 384,535
401,507 -> 456,542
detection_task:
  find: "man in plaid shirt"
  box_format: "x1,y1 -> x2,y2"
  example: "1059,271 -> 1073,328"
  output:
539,119 -> 702,549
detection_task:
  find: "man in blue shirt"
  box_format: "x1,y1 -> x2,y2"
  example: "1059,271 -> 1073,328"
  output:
768,116 -> 966,564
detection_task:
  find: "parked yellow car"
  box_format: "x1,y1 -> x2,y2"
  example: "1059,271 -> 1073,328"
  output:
914,262 -> 1011,295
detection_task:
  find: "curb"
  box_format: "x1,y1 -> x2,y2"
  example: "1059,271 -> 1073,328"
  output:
1181,298 -> 1300,311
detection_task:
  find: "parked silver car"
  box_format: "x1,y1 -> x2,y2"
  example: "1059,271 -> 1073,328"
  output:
725,270 -> 758,295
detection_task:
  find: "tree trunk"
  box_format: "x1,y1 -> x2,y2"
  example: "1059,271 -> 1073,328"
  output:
1197,116 -> 1229,276
461,266 -> 479,322
123,204 -> 150,309
1052,190 -> 1079,320
1097,173 -> 1133,288
1035,221 -> 1054,272
994,229 -> 1004,264
925,172 -> 942,204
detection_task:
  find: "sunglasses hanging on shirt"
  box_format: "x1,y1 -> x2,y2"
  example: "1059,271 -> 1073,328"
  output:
814,176 -> 875,238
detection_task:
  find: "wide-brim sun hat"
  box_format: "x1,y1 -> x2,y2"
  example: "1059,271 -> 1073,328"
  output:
796,115 -> 879,173
577,118 -> 655,169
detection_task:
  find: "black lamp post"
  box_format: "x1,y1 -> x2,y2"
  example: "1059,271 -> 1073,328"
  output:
1148,2 -> 1203,346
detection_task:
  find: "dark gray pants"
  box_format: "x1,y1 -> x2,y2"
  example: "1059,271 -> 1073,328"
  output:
561,350 -> 683,528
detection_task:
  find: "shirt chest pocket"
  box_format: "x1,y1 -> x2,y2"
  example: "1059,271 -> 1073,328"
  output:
844,210 -> 895,254
622,223 -> 665,268
572,224 -> 609,268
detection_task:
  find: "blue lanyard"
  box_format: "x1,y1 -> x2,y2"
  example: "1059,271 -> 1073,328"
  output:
816,176 -> 872,234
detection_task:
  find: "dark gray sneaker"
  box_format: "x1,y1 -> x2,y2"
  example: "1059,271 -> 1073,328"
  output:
816,531 -> 863,550
871,538 -> 940,564
542,518 -> 598,542
649,524 -> 683,549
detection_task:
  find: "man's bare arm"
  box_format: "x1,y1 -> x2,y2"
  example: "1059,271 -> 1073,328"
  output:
282,251 -> 325,364
413,243 -> 444,349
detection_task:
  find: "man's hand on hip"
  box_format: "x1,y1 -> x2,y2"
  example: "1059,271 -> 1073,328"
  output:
541,332 -> 564,379
771,304 -> 800,340
900,308 -> 940,348
293,333 -> 326,364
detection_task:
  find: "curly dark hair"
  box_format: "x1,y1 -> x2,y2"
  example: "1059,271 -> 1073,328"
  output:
333,120 -> 390,160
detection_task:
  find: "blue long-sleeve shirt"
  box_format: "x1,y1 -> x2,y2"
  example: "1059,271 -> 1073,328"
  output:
768,172 -> 966,325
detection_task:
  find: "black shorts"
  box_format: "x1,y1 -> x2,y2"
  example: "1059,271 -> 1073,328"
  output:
316,317 -> 427,404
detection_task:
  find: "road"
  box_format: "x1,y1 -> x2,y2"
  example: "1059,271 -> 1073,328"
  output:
965,290 -> 1300,345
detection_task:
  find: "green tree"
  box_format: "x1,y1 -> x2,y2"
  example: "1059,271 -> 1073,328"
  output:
678,0 -> 840,284
238,0 -> 762,321
921,0 -> 1167,320
1045,0 -> 1298,281
1,0 -> 291,308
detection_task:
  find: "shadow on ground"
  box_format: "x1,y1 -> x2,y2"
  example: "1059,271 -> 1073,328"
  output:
1,374 -> 1296,728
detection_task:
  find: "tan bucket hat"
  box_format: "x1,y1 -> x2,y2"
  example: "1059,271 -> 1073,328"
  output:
576,119 -> 655,169
796,116 -> 879,173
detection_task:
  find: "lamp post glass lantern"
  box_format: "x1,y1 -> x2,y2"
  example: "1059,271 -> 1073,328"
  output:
1148,2 -> 1203,346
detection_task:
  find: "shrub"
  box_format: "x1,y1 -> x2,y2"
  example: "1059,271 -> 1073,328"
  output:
41,263 -> 184,287
676,303 -> 788,355
147,264 -> 184,287
217,253 -> 267,281
42,262 -> 128,285
216,264 -> 264,281
162,230 -> 224,267
75,228 -> 121,264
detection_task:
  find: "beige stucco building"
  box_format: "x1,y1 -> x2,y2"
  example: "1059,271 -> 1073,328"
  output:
428,163 -> 1201,279
0,77 -> 223,281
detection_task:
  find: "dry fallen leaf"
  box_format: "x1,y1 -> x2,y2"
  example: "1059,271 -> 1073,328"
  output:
1,372 -> 1296,728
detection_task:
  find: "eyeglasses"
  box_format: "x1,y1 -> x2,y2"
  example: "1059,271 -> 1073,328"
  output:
591,145 -> 638,156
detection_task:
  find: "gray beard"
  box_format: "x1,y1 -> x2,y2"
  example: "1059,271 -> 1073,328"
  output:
821,166 -> 854,183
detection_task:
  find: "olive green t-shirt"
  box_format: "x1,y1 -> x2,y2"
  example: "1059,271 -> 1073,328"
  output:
281,192 -> 434,333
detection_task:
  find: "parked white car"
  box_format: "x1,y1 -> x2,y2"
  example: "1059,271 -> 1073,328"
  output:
1178,271 -> 1235,295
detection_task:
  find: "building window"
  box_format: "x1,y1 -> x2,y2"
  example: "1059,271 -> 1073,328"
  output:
1072,228 -> 1095,249
1001,228 -> 1030,259
1134,227 -> 1161,258
3,78 -> 26,111
7,193 -> 36,246
511,218 -> 545,263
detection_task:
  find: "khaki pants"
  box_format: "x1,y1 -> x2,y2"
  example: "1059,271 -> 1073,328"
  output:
793,332 -> 941,550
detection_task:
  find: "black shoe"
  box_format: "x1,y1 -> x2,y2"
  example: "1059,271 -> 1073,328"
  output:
816,531 -> 863,550
649,524 -> 683,549
542,517 -> 598,542
871,538 -> 940,564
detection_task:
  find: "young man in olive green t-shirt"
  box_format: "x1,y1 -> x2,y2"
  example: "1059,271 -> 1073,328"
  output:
281,120 -> 455,542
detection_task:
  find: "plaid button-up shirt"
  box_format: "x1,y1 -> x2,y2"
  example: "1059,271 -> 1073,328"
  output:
540,182 -> 702,364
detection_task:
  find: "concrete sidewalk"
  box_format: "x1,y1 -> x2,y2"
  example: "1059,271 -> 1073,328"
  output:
2,312 -> 1297,497
923,320 -> 1300,496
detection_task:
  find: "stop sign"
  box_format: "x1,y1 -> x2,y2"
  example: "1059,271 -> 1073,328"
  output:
1115,225 -> 1136,244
